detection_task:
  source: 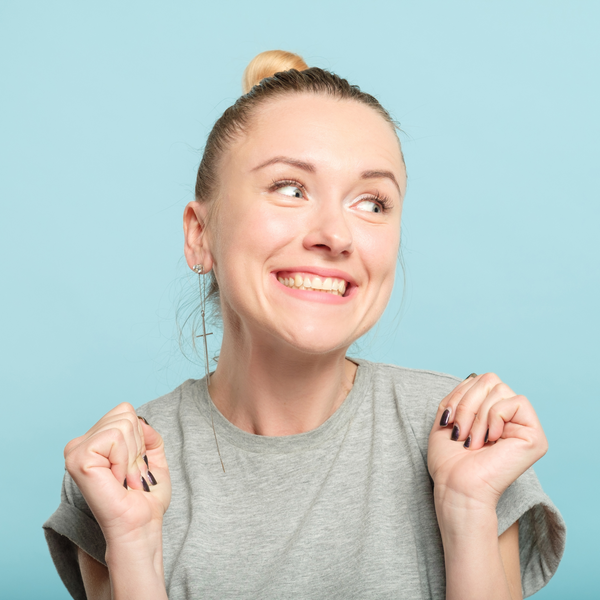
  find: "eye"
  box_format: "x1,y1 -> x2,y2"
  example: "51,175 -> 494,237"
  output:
353,192 -> 392,214
355,198 -> 382,213
279,185 -> 304,199
271,179 -> 305,199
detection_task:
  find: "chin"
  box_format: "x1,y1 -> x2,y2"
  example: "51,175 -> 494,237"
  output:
275,324 -> 357,356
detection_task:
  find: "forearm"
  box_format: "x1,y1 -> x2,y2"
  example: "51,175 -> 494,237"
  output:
105,527 -> 168,600
436,493 -> 515,600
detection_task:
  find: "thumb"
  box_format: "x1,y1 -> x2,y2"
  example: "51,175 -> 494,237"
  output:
137,416 -> 166,458
138,415 -> 167,467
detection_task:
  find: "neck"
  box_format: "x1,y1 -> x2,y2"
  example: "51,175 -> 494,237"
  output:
209,326 -> 358,437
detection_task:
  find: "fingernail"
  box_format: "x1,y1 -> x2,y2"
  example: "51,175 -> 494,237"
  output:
143,454 -> 149,467
147,470 -> 157,486
463,435 -> 471,449
141,476 -> 150,492
464,373 -> 477,380
451,424 -> 460,441
138,416 -> 150,426
123,478 -> 127,489
484,428 -> 489,444
439,409 -> 450,427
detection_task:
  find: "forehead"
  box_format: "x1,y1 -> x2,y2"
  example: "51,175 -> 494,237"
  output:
227,94 -> 406,189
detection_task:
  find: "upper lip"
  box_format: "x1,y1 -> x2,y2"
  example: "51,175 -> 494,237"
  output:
274,266 -> 357,287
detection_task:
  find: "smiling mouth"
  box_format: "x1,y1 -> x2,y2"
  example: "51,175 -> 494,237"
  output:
277,272 -> 349,297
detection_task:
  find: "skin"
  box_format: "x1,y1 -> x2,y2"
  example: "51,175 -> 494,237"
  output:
64,93 -> 547,599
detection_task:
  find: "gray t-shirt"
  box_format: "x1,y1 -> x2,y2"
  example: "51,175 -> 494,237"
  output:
44,359 -> 566,599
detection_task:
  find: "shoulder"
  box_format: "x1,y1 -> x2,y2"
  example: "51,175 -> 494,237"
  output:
366,360 -> 461,394
355,359 -> 462,454
357,358 -> 461,407
134,378 -> 199,422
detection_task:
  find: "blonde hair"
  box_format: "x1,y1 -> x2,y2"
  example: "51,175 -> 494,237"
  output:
242,50 -> 309,94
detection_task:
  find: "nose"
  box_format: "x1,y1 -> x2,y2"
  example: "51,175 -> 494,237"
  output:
302,200 -> 354,257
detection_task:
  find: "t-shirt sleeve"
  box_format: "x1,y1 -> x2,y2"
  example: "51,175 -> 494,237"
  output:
496,466 -> 566,598
42,470 -> 107,600
396,366 -> 566,598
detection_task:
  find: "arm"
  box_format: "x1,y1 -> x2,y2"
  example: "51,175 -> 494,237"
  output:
64,404 -> 171,600
499,521 -> 522,600
437,504 -> 522,600
428,373 -> 547,600
79,549 -> 110,600
78,535 -> 168,600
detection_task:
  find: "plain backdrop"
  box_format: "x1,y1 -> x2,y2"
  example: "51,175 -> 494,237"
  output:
1,1 -> 598,598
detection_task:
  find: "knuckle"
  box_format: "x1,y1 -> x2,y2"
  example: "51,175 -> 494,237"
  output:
481,372 -> 499,385
495,382 -> 512,396
488,404 -> 500,418
455,404 -> 471,419
63,436 -> 82,459
64,452 -> 77,474
114,417 -> 136,434
114,402 -> 136,414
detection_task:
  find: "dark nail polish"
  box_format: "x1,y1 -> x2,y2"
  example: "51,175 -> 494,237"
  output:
143,454 -> 149,467
451,424 -> 460,441
484,428 -> 489,444
463,435 -> 471,448
439,409 -> 450,427
147,470 -> 157,486
123,478 -> 127,489
464,373 -> 477,380
138,416 -> 150,426
141,476 -> 150,492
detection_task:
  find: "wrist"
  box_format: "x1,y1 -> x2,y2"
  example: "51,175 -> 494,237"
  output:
434,486 -> 498,539
105,526 -> 164,578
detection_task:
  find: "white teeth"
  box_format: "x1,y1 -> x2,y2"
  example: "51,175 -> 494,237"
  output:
278,273 -> 348,296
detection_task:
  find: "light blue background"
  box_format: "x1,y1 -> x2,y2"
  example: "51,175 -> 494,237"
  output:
1,1 -> 598,598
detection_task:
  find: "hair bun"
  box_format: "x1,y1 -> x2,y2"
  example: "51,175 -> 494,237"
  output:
242,50 -> 309,94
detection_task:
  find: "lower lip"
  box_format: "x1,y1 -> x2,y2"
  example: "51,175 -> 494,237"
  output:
272,275 -> 354,305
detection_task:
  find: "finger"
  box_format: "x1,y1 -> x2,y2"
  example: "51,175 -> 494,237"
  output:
137,418 -> 167,487
469,396 -> 549,492
86,406 -> 144,453
85,415 -> 144,490
463,382 -> 517,450
488,395 -> 546,452
65,426 -> 131,499
436,373 -> 479,428
449,373 -> 508,442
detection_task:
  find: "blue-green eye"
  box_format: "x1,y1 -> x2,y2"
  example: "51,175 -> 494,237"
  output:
356,199 -> 382,213
278,185 -> 304,199
270,179 -> 306,199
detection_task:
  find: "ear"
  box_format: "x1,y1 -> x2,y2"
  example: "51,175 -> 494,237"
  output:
183,201 -> 214,273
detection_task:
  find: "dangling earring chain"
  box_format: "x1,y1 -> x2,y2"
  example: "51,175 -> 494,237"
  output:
192,264 -> 225,473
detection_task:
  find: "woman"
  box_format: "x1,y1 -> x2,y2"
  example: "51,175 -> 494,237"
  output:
44,50 -> 565,600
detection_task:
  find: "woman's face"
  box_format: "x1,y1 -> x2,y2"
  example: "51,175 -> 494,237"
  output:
189,94 -> 406,355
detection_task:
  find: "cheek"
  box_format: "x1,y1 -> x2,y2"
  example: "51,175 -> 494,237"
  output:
214,201 -> 300,271
355,225 -> 400,285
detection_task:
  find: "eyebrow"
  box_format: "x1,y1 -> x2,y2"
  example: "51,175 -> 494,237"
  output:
251,156 -> 402,195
